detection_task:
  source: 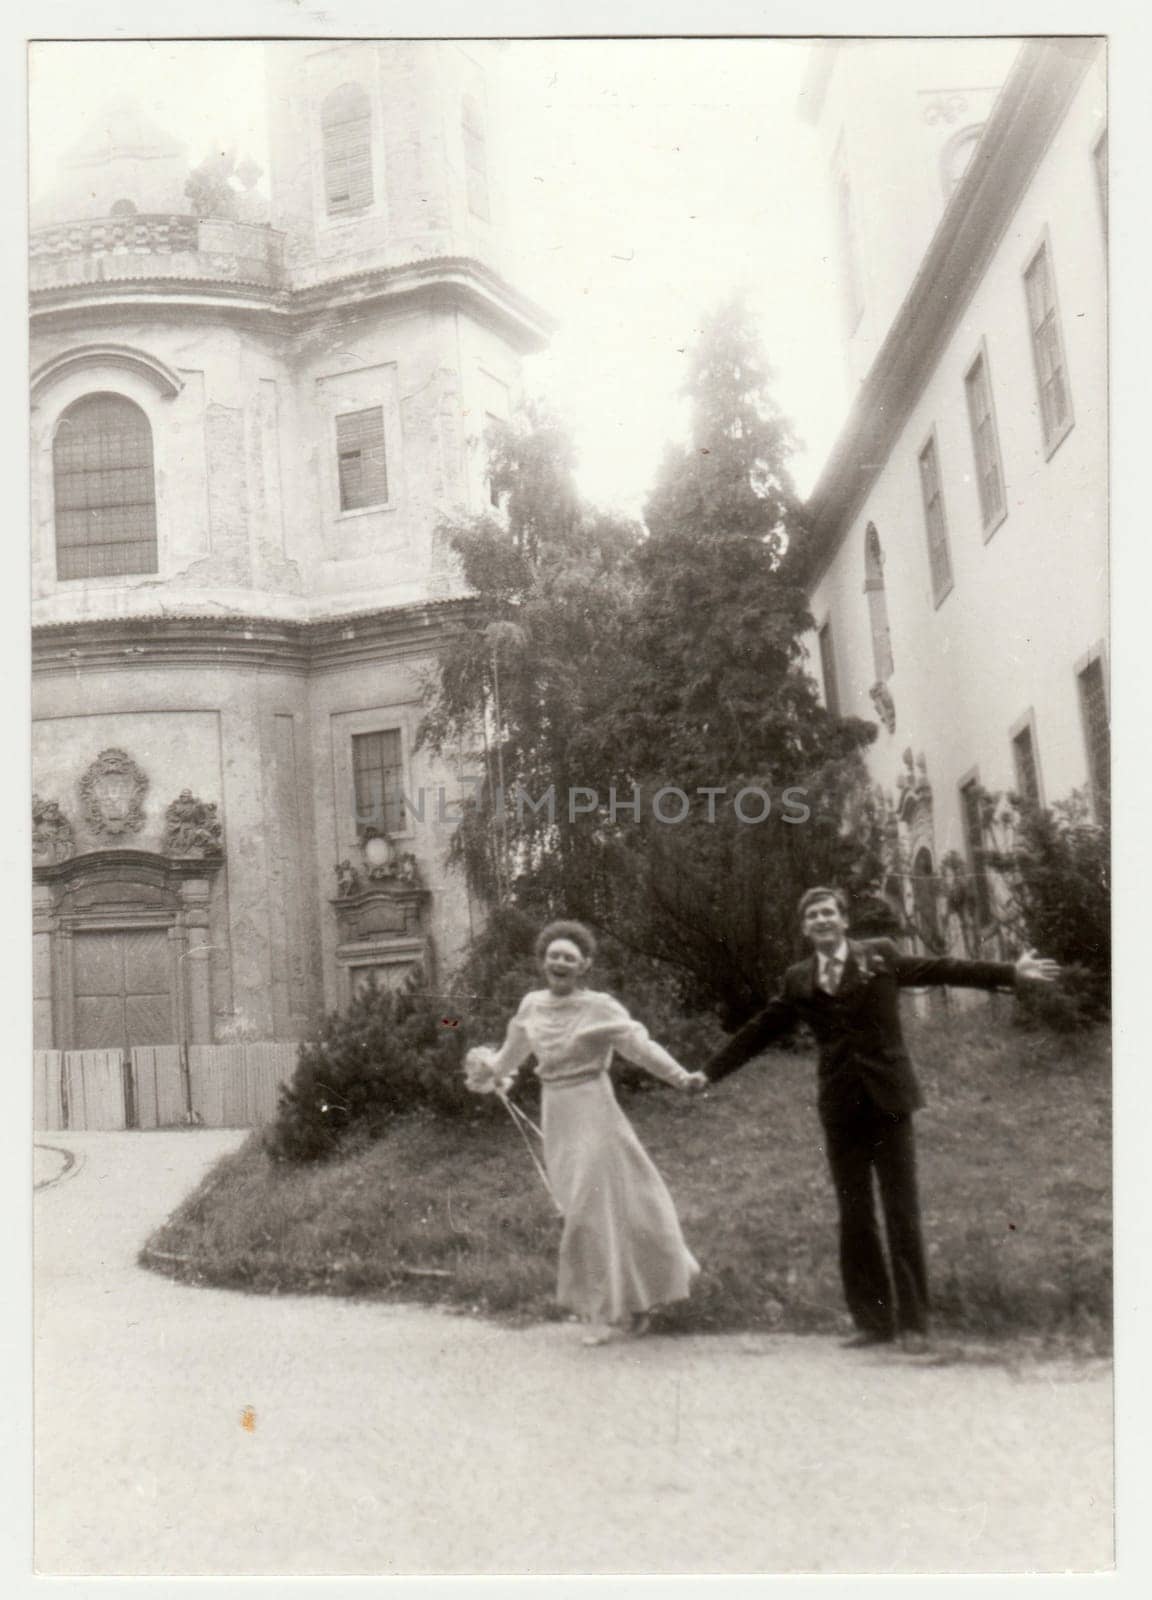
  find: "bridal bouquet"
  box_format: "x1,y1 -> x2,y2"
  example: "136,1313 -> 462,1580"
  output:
463,1045 -> 513,1096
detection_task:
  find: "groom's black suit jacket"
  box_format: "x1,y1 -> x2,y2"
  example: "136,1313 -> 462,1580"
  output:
705,937 -> 1016,1118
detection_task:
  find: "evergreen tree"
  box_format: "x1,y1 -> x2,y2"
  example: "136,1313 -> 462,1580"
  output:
624,293 -> 866,782
421,310 -> 881,1024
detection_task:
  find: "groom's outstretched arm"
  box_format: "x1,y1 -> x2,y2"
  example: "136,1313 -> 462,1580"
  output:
705,994 -> 799,1084
871,937 -> 1015,991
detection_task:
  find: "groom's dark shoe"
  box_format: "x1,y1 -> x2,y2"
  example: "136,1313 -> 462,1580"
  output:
841,1330 -> 895,1349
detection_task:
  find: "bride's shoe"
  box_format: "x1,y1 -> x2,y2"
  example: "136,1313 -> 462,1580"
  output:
581,1324 -> 625,1346
581,1313 -> 652,1346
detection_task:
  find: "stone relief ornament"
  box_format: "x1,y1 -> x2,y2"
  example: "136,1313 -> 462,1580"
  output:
869,680 -> 897,734
921,92 -> 969,126
162,789 -> 224,857
32,794 -> 75,864
335,858 -> 361,898
79,748 -> 148,838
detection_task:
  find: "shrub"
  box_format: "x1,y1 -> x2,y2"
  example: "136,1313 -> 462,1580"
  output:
987,790 -> 1110,1027
265,972 -> 472,1164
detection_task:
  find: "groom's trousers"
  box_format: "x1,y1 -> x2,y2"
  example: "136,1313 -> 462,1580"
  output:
822,1095 -> 929,1337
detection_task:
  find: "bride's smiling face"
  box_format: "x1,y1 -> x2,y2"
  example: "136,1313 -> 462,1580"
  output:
542,938 -> 589,994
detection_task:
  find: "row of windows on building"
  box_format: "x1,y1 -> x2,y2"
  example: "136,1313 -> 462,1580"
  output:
321,80 -> 489,222
815,226 -> 1089,707
919,235 -> 1075,609
820,576 -> 1108,815
48,393 -> 391,580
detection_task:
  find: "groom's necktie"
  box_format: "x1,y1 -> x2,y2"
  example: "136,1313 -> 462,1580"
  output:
821,956 -> 843,996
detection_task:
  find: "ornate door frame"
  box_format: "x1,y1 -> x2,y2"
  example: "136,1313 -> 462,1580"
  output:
33,849 -> 223,1051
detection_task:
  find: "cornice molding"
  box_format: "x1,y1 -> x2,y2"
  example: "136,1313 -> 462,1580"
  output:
31,598 -> 481,677
30,253 -> 554,352
800,38 -> 1102,589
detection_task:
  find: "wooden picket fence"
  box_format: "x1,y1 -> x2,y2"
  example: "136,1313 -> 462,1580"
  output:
33,1043 -> 299,1132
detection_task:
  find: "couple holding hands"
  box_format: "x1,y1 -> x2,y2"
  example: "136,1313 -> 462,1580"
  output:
464,888 -> 1060,1349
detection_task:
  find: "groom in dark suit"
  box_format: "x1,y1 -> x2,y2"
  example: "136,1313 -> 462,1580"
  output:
704,886 -> 1060,1350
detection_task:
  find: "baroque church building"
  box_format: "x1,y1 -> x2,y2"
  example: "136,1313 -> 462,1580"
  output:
798,38 -> 1108,953
31,42 -> 550,1055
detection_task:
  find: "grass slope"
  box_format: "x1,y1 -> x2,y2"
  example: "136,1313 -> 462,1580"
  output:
143,1007 -> 1111,1351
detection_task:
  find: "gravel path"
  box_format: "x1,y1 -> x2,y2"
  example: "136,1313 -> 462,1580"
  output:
34,1131 -> 1113,1577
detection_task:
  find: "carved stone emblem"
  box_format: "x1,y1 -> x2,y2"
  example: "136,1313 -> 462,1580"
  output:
922,93 -> 969,126
32,794 -> 75,864
869,680 -> 897,734
162,789 -> 224,857
79,748 -> 148,838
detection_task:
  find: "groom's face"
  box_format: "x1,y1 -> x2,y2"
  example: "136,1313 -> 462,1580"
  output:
801,896 -> 848,949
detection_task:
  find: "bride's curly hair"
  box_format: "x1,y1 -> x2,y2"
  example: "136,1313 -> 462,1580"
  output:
534,920 -> 598,962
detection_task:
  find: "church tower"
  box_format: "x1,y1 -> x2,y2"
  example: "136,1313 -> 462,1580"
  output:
262,39 -> 550,612
30,42 -> 550,1084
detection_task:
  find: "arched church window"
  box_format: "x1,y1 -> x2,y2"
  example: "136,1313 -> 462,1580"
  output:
322,83 -> 373,215
53,394 -> 157,580
864,522 -> 894,682
462,94 -> 490,222
941,124 -> 984,198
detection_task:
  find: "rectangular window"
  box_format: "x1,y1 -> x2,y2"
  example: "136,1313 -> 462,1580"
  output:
352,729 -> 405,836
917,435 -> 954,604
336,407 -> 388,511
960,778 -> 992,925
324,120 -> 373,214
833,158 -> 863,333
1024,242 -> 1073,453
462,97 -> 490,222
964,351 -> 1007,533
1011,724 -> 1041,807
817,619 -> 840,718
1077,656 -> 1110,822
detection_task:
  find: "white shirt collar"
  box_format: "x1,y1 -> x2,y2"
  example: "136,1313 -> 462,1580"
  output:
817,940 -> 850,975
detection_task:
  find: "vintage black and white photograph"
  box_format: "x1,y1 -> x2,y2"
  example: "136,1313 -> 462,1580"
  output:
26,8 -> 1117,1580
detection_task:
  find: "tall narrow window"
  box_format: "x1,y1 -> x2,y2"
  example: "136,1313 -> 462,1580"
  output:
941,124 -> 984,198
53,393 -> 157,580
917,434 -> 954,605
336,407 -> 388,511
964,350 -> 1007,534
1024,242 -> 1073,454
817,618 -> 841,718
1011,723 -> 1041,807
1093,129 -> 1108,232
1077,655 -> 1110,822
863,523 -> 894,681
832,142 -> 863,333
352,729 -> 405,836
462,94 -> 490,222
322,83 -> 373,216
960,778 -> 991,925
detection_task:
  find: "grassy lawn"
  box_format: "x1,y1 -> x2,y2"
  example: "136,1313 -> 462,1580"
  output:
142,1005 -> 1111,1352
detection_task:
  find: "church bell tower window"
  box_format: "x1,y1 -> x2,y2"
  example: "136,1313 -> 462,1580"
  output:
322,83 -> 374,216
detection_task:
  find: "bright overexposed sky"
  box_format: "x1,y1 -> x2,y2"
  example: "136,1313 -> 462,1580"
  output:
29,38 -> 847,512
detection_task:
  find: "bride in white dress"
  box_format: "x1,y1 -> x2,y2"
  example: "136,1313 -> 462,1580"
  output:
466,921 -> 707,1345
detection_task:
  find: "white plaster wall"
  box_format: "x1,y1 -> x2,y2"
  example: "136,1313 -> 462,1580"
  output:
808,58 -> 1107,861
814,39 -> 1019,383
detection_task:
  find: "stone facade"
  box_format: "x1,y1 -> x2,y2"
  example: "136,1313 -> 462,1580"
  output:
30,42 -> 551,1050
